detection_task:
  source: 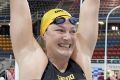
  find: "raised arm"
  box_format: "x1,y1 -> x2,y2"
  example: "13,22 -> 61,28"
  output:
72,0 -> 100,80
78,0 -> 100,53
10,0 -> 48,79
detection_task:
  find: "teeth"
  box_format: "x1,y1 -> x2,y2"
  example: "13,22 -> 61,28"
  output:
62,44 -> 69,48
59,44 -> 70,48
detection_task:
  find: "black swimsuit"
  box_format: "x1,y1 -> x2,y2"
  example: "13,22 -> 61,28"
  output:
42,59 -> 86,80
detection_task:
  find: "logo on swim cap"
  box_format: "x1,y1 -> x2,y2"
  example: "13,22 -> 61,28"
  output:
40,8 -> 72,36
55,10 -> 64,13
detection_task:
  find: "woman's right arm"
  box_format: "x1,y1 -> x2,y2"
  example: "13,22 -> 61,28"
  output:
10,0 -> 48,79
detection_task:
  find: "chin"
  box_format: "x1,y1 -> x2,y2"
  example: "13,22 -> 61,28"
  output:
57,49 -> 73,58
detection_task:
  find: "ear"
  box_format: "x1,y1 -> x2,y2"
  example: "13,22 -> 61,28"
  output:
41,25 -> 50,41
42,35 -> 46,41
42,32 -> 48,42
40,35 -> 46,49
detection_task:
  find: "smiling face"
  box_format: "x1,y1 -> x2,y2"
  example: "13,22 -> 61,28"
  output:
43,19 -> 77,58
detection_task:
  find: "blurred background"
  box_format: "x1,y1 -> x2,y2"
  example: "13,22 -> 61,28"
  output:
0,0 -> 120,80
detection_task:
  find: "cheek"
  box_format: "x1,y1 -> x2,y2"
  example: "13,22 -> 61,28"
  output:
71,36 -> 76,42
50,32 -> 62,40
46,35 -> 59,44
71,37 -> 76,48
45,31 -> 63,44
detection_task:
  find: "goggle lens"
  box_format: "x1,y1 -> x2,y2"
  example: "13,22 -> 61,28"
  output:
52,16 -> 78,25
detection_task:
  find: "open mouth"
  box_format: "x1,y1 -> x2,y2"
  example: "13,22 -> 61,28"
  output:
58,43 -> 71,48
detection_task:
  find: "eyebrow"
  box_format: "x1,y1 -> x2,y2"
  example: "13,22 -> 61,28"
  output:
55,25 -> 65,29
59,25 -> 65,29
55,25 -> 77,30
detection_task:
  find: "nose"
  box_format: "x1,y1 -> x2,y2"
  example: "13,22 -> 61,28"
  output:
63,32 -> 72,41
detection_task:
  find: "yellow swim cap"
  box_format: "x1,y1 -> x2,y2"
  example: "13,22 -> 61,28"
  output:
40,8 -> 72,36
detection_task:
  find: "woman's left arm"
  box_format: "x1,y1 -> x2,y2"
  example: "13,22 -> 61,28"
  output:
71,0 -> 100,80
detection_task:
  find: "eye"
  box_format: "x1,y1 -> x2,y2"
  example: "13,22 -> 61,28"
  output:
55,29 -> 65,33
70,27 -> 77,34
70,29 -> 77,34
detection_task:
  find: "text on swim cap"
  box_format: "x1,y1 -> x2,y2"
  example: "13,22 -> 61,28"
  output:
55,10 -> 64,13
